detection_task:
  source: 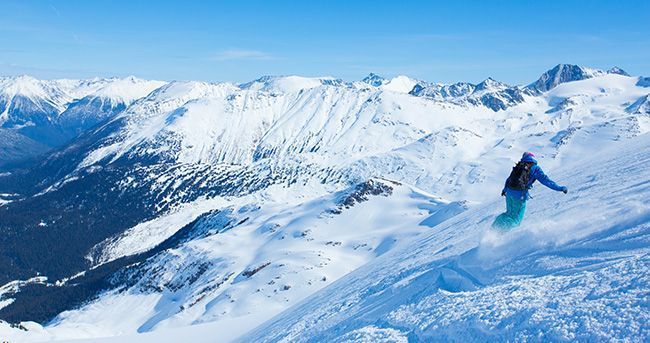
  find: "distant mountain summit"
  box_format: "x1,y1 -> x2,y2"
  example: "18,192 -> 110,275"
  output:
526,64 -> 631,94
361,73 -> 387,87
473,77 -> 508,92
607,66 -> 629,76
240,75 -> 342,93
526,64 -> 599,93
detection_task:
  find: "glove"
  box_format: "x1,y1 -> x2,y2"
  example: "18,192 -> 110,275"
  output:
501,190 -> 506,197
561,186 -> 568,194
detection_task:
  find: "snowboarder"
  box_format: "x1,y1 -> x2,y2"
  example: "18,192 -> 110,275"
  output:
492,152 -> 567,230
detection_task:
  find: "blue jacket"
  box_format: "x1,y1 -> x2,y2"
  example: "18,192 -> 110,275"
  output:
503,155 -> 565,200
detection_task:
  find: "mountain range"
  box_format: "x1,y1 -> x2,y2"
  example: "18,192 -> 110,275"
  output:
0,64 -> 648,342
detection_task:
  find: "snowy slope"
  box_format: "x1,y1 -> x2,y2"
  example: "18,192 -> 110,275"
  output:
379,76 -> 419,93
0,64 -> 648,342
242,132 -> 650,342
8,123 -> 647,343
0,179 -> 467,341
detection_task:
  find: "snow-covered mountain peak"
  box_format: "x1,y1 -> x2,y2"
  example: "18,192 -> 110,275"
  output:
473,77 -> 509,93
527,64 -> 605,93
607,66 -> 629,76
91,77 -> 166,103
408,76 -> 524,111
380,75 -> 419,93
0,75 -> 71,133
143,80 -> 235,104
409,81 -> 476,100
239,75 -> 338,94
0,75 -> 65,101
359,74 -> 419,93
361,73 -> 387,87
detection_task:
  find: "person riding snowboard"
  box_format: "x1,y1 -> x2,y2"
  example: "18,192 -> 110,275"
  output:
492,152 -> 567,230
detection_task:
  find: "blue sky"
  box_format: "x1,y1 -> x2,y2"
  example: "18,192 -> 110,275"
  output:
1,0 -> 648,84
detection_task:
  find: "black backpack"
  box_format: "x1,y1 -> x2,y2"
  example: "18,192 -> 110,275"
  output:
506,161 -> 534,190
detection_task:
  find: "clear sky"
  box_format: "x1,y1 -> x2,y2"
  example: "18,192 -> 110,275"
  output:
1,0 -> 648,85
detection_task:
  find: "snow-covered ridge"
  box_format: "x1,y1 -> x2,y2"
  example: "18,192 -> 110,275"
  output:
239,75 -> 343,93
0,75 -> 165,121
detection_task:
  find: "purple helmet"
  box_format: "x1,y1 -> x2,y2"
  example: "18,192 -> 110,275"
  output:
522,152 -> 535,159
521,151 -> 537,163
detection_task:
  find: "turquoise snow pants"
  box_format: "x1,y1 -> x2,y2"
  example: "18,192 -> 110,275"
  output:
492,195 -> 527,230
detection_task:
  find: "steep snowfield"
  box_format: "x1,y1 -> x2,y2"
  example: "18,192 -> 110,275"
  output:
241,133 -> 650,342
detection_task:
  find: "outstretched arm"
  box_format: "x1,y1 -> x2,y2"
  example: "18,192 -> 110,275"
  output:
534,166 -> 566,192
